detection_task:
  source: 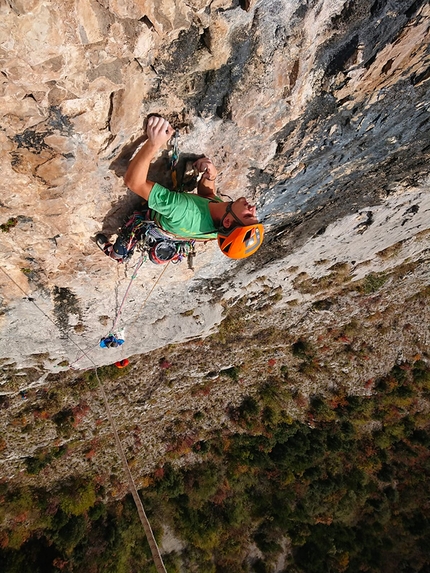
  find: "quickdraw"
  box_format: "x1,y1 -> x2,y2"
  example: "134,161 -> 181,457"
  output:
169,128 -> 180,190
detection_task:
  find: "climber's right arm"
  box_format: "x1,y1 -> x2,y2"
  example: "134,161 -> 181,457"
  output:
124,117 -> 174,201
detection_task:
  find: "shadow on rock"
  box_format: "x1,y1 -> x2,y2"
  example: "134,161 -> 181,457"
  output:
98,189 -> 144,238
109,134 -> 146,179
102,150 -> 173,238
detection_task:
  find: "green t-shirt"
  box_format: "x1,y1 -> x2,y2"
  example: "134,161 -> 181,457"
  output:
148,182 -> 223,240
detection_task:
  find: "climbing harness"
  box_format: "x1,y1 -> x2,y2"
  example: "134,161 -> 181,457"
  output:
107,211 -> 196,269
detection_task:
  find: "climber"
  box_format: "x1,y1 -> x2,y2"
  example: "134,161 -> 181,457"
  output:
121,116 -> 264,259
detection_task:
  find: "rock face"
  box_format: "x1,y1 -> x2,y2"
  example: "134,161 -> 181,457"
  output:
0,0 -> 429,371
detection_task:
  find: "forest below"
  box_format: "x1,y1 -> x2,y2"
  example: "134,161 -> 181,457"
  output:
1,355 -> 429,573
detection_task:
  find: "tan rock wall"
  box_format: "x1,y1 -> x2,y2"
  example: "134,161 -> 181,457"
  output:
0,0 -> 429,370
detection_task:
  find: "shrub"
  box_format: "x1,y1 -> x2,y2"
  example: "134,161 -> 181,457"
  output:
52,407 -> 75,437
413,361 -> 430,390
229,396 -> 260,429
310,395 -> 336,422
220,366 -> 240,381
59,478 -> 97,516
361,272 -> 388,294
25,446 -> 67,475
291,339 -> 314,359
0,217 -> 18,233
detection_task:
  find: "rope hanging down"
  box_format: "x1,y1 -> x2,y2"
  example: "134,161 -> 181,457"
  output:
70,255 -> 144,366
69,258 -> 170,368
0,126 -> 197,571
111,254 -> 145,333
94,369 -> 167,573
0,265 -> 168,573
99,253 -> 145,349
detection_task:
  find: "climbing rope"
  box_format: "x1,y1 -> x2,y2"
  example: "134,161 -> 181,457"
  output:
0,124 -> 207,571
0,264 -> 168,573
94,370 -> 167,573
106,261 -> 172,367
69,254 -> 145,366
109,253 -> 145,334
128,261 -> 171,330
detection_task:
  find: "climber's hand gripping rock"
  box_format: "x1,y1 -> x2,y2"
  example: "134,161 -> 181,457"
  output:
124,116 -> 174,201
146,116 -> 175,149
193,157 -> 217,181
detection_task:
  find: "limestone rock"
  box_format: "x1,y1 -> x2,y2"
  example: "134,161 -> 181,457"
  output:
0,0 -> 428,373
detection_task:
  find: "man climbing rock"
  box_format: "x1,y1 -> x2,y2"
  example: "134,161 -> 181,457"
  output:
98,116 -> 264,260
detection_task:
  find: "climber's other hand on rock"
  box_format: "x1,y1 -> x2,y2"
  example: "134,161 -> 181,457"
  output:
146,116 -> 174,148
194,157 -> 217,181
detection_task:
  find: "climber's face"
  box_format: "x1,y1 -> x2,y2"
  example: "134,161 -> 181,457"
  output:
228,197 -> 258,226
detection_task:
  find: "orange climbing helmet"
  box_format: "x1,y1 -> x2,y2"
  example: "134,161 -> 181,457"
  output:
217,224 -> 264,259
